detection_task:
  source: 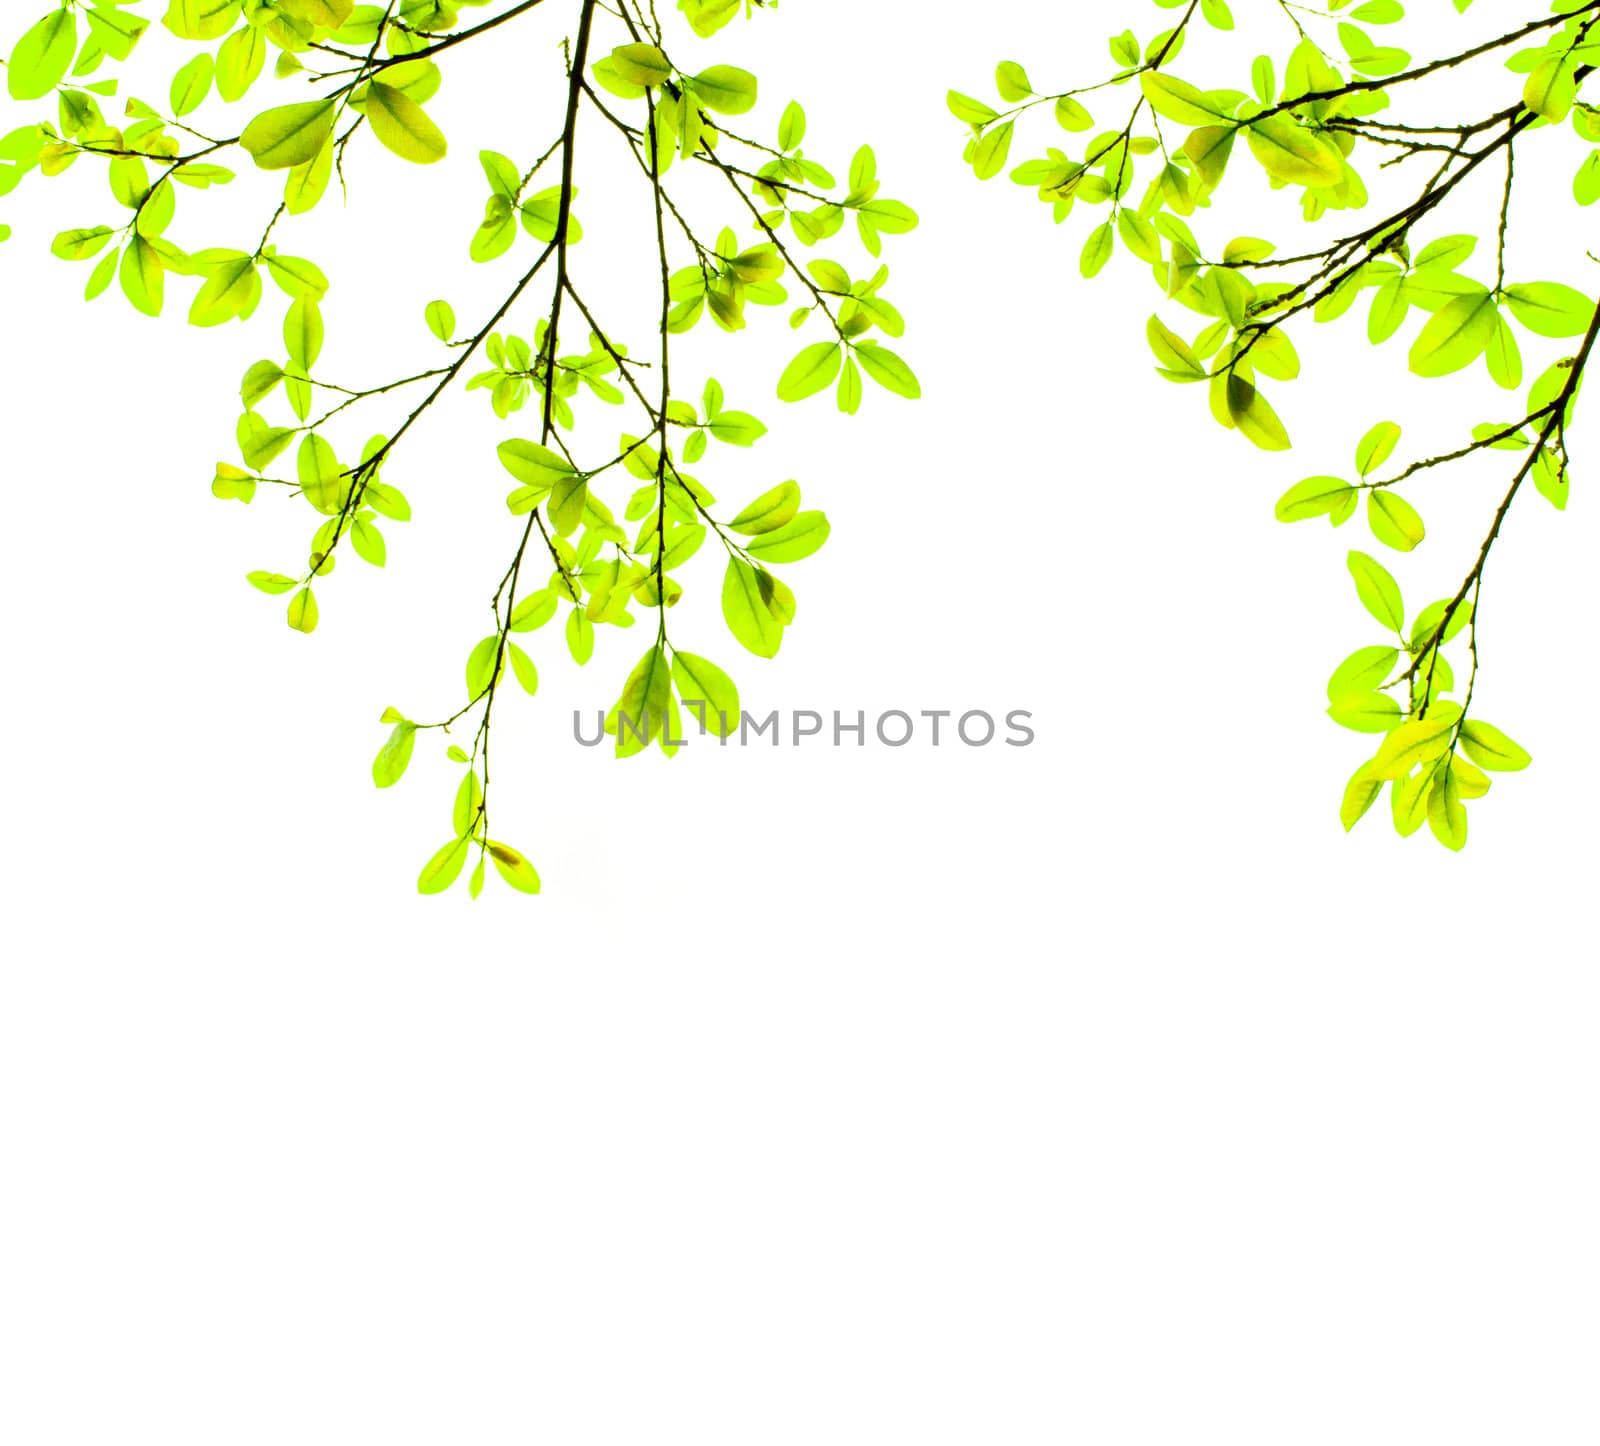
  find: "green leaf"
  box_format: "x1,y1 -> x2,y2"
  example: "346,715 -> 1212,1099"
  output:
1183,125 -> 1234,188
1080,222 -> 1114,279
452,770 -> 482,837
1328,645 -> 1399,701
417,837 -> 471,895
264,253 -> 327,301
240,100 -> 337,170
215,23 -> 264,102
1408,291 -> 1496,377
119,235 -> 164,316
996,60 -> 1033,101
1339,762 -> 1384,831
972,121 -> 1014,181
690,65 -> 757,115
1347,550 -> 1405,634
246,570 -> 297,595
1372,713 -> 1456,780
670,651 -> 740,737
1502,282 -> 1594,338
947,90 -> 998,125
363,82 -> 447,164
1366,490 -> 1425,552
424,298 -> 455,341
287,586 -> 318,634
1246,113 -> 1344,187
1458,719 -> 1532,772
566,607 -> 594,665
454,767 -> 476,838
1427,767 -> 1468,851
1056,96 -> 1093,132
498,438 -> 576,485
8,11 -> 78,102
1409,597 -> 1472,653
466,635 -> 502,698
85,248 -> 120,301
610,644 -> 674,757
1225,372 -> 1291,451
1275,475 -> 1354,523
51,225 -> 114,261
853,344 -> 920,399
238,413 -> 295,471
548,475 -> 588,536
487,841 -> 541,894
745,511 -> 830,564
608,42 -> 672,87
212,462 -> 256,503
706,410 -> 766,446
1355,420 -> 1400,476
163,0 -> 243,42
170,53 -> 214,116
509,589 -> 558,632
189,255 -> 258,327
1525,55 -> 1577,124
296,432 -> 342,512
351,518 -> 386,567
372,720 -> 416,788
778,100 -> 805,151
508,643 -> 538,696
722,557 -> 784,657
277,0 -> 354,27
777,342 -> 841,401
1139,72 -> 1230,127
729,480 -> 800,535
284,297 -> 323,368
1327,692 -> 1402,733
1484,313 -> 1522,390
1390,766 -> 1432,837
1147,315 -> 1206,379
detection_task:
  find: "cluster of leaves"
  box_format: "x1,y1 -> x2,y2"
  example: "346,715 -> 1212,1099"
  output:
1,0 -> 920,896
953,0 -> 1600,850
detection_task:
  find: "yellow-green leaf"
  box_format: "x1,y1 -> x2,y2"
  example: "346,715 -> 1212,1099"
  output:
690,65 -> 758,115
1339,762 -> 1384,831
487,841 -> 541,894
372,721 -> 416,788
1246,113 -> 1344,187
729,480 -> 800,535
1502,282 -> 1594,338
1366,490 -> 1425,552
1276,475 -> 1353,522
8,11 -> 79,102
1458,719 -> 1532,772
1409,291 -> 1496,377
670,651 -> 740,737
287,586 -> 318,634
417,837 -> 471,894
241,100 -> 337,170
1347,550 -> 1404,633
722,557 -> 784,657
363,82 -> 447,165
1372,713 -> 1455,780
119,235 -> 164,316
1139,72 -> 1230,127
1355,420 -> 1400,476
777,342 -> 841,401
162,0 -> 243,40
1427,767 -> 1468,851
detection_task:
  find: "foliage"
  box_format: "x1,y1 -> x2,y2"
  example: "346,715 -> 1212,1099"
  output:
0,0 -> 919,895
954,0 -> 1599,851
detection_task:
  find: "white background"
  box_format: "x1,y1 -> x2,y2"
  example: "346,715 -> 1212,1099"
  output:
1,2 -> 1596,1442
